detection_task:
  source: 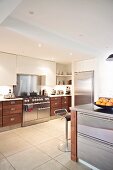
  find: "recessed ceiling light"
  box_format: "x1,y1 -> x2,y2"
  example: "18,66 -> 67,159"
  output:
38,43 -> 42,48
51,57 -> 55,61
29,11 -> 34,15
69,52 -> 73,56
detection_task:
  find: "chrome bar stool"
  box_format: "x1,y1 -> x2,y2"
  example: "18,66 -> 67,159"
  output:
54,109 -> 71,152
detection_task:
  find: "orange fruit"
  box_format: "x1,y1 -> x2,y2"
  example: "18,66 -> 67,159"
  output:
96,101 -> 101,105
106,102 -> 113,106
109,98 -> 113,103
102,99 -> 108,104
100,102 -> 106,106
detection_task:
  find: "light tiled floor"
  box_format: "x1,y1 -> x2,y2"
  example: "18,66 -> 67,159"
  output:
0,118 -> 91,170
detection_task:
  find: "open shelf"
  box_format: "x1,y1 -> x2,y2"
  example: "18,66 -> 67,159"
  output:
56,63 -> 72,85
56,74 -> 72,77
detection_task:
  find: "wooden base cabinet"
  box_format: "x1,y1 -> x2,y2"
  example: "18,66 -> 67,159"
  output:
0,102 -> 2,127
61,96 -> 71,112
50,96 -> 71,116
2,100 -> 22,127
50,97 -> 61,116
3,114 -> 22,126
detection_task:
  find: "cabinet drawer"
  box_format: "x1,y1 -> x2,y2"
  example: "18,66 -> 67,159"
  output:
0,102 -> 2,117
50,97 -> 61,101
62,100 -> 68,106
0,117 -> 2,127
3,100 -> 22,106
0,108 -> 2,117
62,106 -> 69,111
3,105 -> 22,115
3,113 -> 22,127
62,96 -> 68,102
51,100 -> 61,108
0,102 -> 2,108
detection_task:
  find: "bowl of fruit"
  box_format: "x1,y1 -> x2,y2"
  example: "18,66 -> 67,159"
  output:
94,97 -> 113,109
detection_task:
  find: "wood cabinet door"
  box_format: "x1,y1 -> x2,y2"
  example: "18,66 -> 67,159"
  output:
50,100 -> 61,108
3,100 -> 22,115
61,96 -> 71,112
3,113 -> 22,127
3,105 -> 22,115
50,97 -> 61,116
0,102 -> 2,117
3,100 -> 22,106
0,117 -> 2,127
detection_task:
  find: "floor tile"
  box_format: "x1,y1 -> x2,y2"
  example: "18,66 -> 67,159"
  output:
21,131 -> 54,145
0,131 -> 19,142
0,152 -> 5,160
13,125 -> 39,136
0,158 -> 15,170
0,118 -> 91,170
36,138 -> 63,158
34,159 -> 68,170
0,137 -> 32,157
7,147 -> 51,170
55,152 -> 91,170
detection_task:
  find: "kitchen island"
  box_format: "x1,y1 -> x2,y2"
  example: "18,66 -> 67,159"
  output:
71,104 -> 113,170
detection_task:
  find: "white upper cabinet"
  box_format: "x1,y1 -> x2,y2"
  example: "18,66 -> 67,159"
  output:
17,56 -> 56,86
0,53 -> 16,85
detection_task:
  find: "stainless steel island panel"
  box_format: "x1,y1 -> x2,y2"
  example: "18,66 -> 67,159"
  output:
78,134 -> 113,170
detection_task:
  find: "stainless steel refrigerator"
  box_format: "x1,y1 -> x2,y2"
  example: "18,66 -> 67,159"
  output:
74,71 -> 94,106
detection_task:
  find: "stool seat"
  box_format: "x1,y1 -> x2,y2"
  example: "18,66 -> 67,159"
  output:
65,114 -> 71,121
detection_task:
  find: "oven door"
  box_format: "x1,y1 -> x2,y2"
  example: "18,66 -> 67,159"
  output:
38,107 -> 50,119
23,104 -> 38,123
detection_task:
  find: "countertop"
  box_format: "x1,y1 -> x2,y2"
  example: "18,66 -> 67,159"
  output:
70,103 -> 113,119
0,97 -> 23,101
49,94 -> 71,97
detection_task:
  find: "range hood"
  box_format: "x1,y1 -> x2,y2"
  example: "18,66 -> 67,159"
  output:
106,54 -> 113,61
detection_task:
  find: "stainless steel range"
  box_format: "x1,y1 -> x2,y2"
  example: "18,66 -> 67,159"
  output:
23,96 -> 50,126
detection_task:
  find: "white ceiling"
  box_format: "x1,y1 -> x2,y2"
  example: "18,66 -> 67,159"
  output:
0,0 -> 113,63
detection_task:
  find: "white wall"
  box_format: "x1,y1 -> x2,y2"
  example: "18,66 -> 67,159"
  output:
98,56 -> 113,98
0,86 -> 13,98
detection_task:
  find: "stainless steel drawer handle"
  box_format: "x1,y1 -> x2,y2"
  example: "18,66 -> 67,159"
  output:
79,112 -> 113,121
11,108 -> 15,111
10,118 -> 15,121
38,107 -> 50,110
11,101 -> 15,104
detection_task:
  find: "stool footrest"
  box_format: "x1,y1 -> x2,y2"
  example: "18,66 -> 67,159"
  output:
58,142 -> 71,152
